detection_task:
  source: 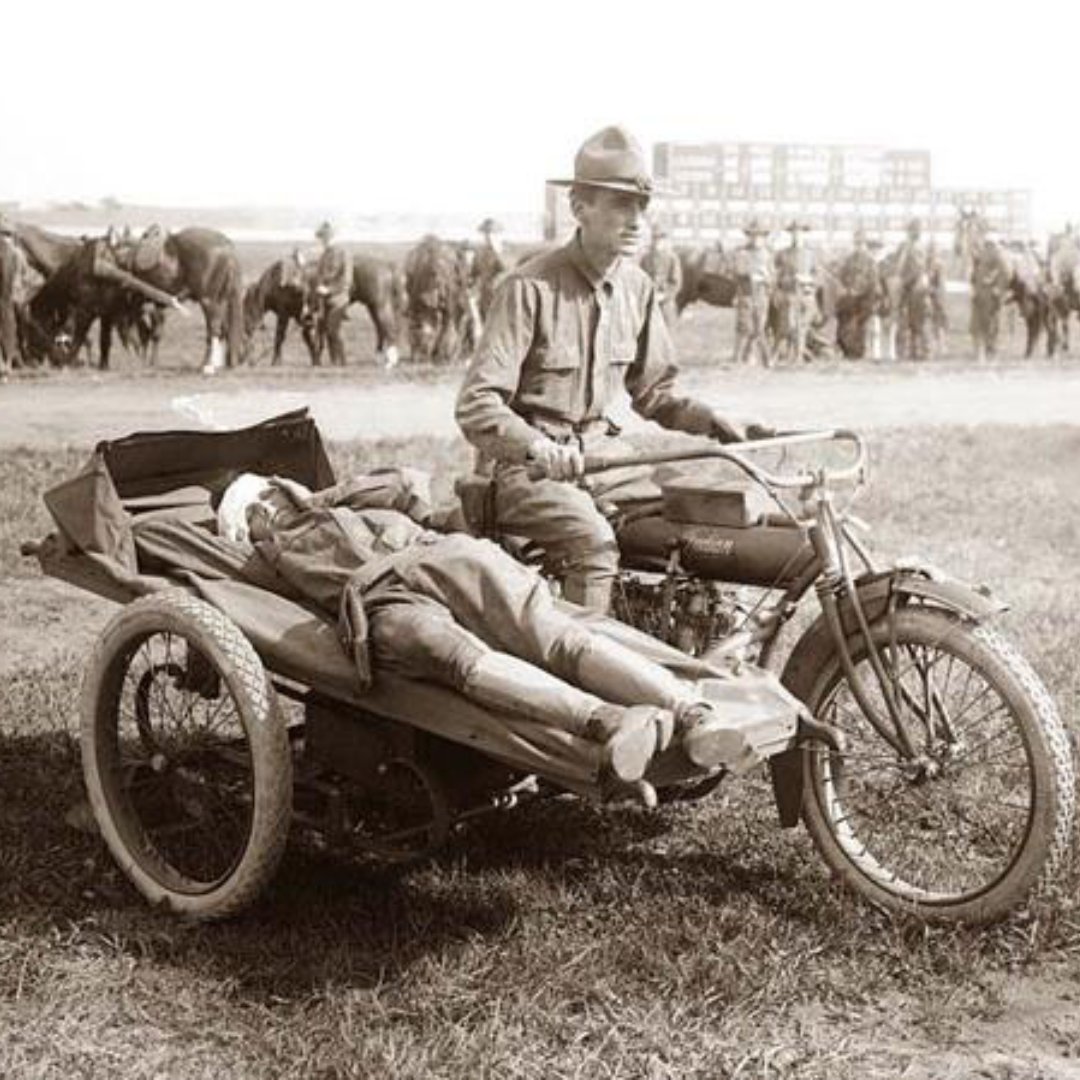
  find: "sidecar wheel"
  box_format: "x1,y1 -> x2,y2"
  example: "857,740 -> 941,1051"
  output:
82,590 -> 293,920
785,606 -> 1074,925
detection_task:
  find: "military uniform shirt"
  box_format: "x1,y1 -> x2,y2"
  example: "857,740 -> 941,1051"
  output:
456,233 -> 716,464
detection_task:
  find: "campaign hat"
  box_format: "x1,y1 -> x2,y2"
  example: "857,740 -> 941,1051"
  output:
549,125 -> 657,196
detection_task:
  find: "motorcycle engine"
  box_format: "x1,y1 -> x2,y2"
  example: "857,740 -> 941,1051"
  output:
611,570 -> 743,658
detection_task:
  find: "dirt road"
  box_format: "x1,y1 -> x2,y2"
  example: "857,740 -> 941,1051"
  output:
1,362 -> 1078,447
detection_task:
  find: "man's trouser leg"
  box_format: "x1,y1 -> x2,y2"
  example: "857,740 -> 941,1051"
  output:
365,584 -> 659,782
325,303 -> 348,366
491,455 -> 648,614
387,534 -> 693,712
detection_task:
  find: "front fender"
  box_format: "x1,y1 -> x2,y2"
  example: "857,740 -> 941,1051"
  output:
768,565 -> 1008,828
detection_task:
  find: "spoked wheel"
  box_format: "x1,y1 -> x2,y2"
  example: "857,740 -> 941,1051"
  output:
82,590 -> 292,919
786,606 -> 1075,924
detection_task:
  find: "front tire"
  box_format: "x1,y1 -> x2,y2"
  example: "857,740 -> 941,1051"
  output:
784,606 -> 1074,924
81,590 -> 293,919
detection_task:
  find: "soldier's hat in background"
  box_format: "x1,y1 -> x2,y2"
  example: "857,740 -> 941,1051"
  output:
865,235 -> 884,250
785,219 -> 811,232
315,221 -> 334,241
650,221 -> 669,239
852,227 -> 867,243
906,217 -> 922,236
743,218 -> 769,237
478,217 -> 503,235
0,212 -> 14,235
549,125 -> 659,196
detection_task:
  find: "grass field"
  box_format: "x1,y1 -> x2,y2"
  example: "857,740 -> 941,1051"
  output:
2,418 -> 1080,1078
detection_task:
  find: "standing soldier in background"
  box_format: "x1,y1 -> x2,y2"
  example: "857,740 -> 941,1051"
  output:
773,220 -> 817,363
926,238 -> 949,358
835,228 -> 881,359
731,219 -> 774,366
313,221 -> 352,366
0,214 -> 31,377
969,234 -> 1012,362
640,222 -> 683,326
472,218 -> 508,323
895,218 -> 931,360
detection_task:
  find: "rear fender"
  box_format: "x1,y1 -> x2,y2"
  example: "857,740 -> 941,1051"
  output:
768,565 -> 1008,828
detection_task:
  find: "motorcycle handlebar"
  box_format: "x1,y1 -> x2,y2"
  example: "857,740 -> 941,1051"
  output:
580,428 -> 867,490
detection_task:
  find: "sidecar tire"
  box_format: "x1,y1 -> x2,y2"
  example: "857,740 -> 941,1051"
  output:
82,590 -> 293,920
784,606 -> 1074,925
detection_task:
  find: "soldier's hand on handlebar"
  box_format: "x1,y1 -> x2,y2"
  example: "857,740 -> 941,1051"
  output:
527,438 -> 585,481
710,411 -> 777,443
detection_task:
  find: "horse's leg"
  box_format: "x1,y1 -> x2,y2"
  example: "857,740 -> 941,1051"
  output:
369,300 -> 400,368
272,312 -> 288,365
99,316 -> 113,370
201,301 -> 227,375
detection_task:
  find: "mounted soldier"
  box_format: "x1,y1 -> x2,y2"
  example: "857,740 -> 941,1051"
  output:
455,124 -> 772,613
731,218 -> 775,366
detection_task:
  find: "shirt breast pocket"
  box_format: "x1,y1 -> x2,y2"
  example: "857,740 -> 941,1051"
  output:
528,344 -> 581,413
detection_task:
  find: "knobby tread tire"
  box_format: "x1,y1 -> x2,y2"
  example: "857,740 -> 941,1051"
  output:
81,589 -> 293,920
784,605 -> 1075,925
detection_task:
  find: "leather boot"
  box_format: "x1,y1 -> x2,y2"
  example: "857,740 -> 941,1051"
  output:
586,704 -> 667,783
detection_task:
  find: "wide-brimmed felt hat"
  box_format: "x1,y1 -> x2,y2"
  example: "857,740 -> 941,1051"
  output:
315,221 -> 334,241
549,125 -> 657,196
743,218 -> 769,237
477,217 -> 503,234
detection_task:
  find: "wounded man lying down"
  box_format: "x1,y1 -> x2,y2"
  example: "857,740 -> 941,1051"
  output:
216,468 -> 758,802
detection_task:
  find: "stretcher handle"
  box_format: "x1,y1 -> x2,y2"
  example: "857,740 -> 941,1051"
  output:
582,429 -> 866,490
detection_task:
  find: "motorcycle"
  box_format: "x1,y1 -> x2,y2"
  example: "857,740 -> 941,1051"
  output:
469,427 -> 1076,924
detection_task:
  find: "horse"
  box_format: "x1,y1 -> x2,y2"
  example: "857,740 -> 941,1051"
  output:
404,236 -> 472,363
675,248 -> 738,313
347,254 -> 406,368
25,237 -> 175,369
243,257 -> 319,365
124,226 -> 245,373
1047,232 -> 1080,353
1007,249 -> 1057,359
11,222 -> 82,277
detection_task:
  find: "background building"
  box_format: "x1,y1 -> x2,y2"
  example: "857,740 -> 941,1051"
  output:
545,139 -> 1031,250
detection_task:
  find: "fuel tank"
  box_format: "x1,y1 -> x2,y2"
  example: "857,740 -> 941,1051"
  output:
618,514 -> 814,587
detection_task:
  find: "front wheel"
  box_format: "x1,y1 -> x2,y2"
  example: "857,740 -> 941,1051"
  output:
784,606 -> 1075,924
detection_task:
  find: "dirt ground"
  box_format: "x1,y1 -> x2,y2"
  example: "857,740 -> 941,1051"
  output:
2,361 -> 1079,448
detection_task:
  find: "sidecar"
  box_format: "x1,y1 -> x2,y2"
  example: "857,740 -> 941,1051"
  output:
23,410 -> 806,920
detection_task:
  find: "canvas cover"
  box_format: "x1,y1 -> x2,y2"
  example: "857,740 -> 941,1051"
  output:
31,409 -> 802,790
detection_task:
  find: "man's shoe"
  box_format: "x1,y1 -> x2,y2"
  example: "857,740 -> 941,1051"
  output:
586,704 -> 670,783
676,702 -> 762,774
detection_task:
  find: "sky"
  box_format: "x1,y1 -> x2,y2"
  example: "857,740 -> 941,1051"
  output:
3,0 -> 1078,232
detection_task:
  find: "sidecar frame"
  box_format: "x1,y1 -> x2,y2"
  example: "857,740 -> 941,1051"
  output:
24,409 -> 807,916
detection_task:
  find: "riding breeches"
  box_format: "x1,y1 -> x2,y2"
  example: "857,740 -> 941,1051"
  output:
488,432 -> 660,613
362,533 -> 687,727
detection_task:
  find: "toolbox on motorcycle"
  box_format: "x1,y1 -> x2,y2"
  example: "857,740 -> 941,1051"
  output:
659,472 -> 773,528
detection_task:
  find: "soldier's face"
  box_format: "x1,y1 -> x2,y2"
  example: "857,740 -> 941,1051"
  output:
576,189 -> 650,260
